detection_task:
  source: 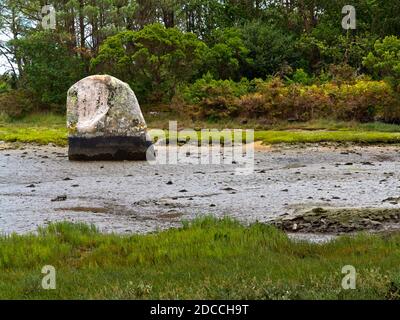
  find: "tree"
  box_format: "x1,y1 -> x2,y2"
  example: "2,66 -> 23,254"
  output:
363,36 -> 400,89
14,31 -> 85,109
204,27 -> 251,80
92,23 -> 207,102
242,21 -> 298,78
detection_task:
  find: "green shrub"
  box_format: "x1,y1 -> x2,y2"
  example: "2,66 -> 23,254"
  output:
175,74 -> 257,120
363,36 -> 400,89
0,81 -> 9,94
287,68 -> 314,85
0,89 -> 36,118
204,28 -> 252,80
175,76 -> 398,123
13,31 -> 85,111
92,23 -> 207,103
242,21 -> 298,78
327,64 -> 359,84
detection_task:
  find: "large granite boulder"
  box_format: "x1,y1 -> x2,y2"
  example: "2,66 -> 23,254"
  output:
67,75 -> 153,161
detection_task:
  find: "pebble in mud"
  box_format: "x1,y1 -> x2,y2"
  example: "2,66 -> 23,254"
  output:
51,195 -> 67,202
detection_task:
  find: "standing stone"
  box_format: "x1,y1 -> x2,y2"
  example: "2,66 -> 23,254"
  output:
67,75 -> 154,161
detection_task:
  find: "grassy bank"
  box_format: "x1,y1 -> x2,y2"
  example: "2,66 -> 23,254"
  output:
0,217 -> 400,300
2,113 -> 400,146
0,114 -> 67,146
256,130 -> 400,144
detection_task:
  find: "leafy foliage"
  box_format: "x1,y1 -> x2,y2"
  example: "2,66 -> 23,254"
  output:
0,0 -> 399,119
13,31 -> 84,111
242,21 -> 298,78
92,23 -> 206,102
363,36 -> 400,89
177,77 -> 398,123
204,27 -> 252,80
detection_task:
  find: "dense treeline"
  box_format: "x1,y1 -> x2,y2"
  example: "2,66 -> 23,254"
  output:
0,0 -> 399,122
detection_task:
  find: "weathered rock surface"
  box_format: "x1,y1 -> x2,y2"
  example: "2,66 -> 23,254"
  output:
67,75 -> 153,161
272,207 -> 400,234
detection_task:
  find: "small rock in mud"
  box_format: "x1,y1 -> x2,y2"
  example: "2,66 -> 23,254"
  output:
361,162 -> 374,166
272,207 -> 400,234
383,197 -> 400,205
51,195 -> 67,202
222,187 -> 236,191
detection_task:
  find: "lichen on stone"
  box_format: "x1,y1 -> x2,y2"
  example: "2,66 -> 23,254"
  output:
66,75 -> 148,138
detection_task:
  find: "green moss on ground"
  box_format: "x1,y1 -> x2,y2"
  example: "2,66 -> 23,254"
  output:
0,113 -> 67,146
255,130 -> 400,145
2,114 -> 400,146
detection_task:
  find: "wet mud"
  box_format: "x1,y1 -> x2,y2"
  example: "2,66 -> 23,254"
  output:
1,142 -> 400,238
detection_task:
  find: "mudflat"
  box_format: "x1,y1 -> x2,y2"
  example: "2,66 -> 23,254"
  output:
1,143 -> 399,236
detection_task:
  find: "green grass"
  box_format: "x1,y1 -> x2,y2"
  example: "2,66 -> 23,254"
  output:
0,126 -> 68,146
0,113 -> 67,146
0,217 -> 400,300
265,119 -> 400,132
2,114 -> 400,146
255,130 -> 400,144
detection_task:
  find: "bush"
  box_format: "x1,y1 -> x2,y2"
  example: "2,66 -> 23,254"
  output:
287,69 -> 314,85
92,23 -> 207,103
0,89 -> 36,118
0,81 -> 9,94
332,80 -> 397,122
363,36 -> 400,89
241,22 -> 298,78
175,76 -> 398,123
203,28 -> 252,81
175,74 -> 255,120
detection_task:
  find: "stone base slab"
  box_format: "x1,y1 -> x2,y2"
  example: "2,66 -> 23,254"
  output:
68,136 -> 154,161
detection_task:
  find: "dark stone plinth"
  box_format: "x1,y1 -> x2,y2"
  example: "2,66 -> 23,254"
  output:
68,136 -> 154,161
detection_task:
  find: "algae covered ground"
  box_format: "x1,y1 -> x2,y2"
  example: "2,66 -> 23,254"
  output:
0,114 -> 68,146
2,114 -> 400,146
1,217 -> 400,300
